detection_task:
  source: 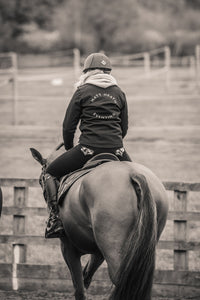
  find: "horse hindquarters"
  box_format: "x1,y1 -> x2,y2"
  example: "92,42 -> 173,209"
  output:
81,164 -> 138,286
110,173 -> 157,300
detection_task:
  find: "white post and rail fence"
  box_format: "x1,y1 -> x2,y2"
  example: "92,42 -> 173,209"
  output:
0,178 -> 199,298
195,44 -> 200,88
0,49 -> 81,126
0,46 -> 200,126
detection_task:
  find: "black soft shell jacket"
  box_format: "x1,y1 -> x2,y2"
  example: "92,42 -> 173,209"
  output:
62,83 -> 128,150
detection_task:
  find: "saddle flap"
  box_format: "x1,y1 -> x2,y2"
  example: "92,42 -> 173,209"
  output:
57,153 -> 119,204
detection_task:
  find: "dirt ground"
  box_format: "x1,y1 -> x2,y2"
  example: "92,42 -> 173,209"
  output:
0,290 -> 176,300
0,290 -> 108,300
0,290 -> 75,300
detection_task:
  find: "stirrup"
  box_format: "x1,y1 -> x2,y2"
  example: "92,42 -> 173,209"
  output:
45,216 -> 64,239
45,227 -> 64,238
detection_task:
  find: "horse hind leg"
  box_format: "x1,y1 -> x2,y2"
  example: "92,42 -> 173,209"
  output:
83,252 -> 104,289
93,224 -> 127,286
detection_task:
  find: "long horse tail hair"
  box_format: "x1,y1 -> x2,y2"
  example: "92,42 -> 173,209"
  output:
110,172 -> 157,300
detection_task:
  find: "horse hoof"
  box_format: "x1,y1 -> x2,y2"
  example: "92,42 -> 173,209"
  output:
74,291 -> 87,300
84,278 -> 91,289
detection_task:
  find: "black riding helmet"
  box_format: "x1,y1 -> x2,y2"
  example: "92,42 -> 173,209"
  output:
83,53 -> 112,73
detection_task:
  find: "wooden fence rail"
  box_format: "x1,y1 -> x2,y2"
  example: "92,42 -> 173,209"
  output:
0,178 -> 200,299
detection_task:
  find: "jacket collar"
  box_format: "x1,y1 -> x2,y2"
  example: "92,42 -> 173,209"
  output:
75,70 -> 118,89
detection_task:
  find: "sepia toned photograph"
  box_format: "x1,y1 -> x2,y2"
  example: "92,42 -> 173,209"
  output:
0,0 -> 200,299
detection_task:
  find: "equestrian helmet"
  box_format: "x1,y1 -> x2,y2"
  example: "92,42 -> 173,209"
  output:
83,53 -> 112,72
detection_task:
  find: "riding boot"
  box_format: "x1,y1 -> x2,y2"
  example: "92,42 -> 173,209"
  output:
43,173 -> 64,238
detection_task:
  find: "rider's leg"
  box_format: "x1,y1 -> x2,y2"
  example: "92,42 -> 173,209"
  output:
44,173 -> 64,238
47,144 -> 92,178
115,147 -> 132,162
120,148 -> 132,161
44,145 -> 93,238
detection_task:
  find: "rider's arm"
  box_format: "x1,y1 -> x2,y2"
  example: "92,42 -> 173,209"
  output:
120,93 -> 128,138
62,89 -> 82,150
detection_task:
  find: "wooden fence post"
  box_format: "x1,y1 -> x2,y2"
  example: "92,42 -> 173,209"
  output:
195,45 -> 200,89
173,190 -> 188,271
11,52 -> 18,126
189,56 -> 195,77
73,48 -> 81,80
164,46 -> 171,90
144,52 -> 150,78
12,186 -> 27,290
14,186 -> 27,207
12,244 -> 26,290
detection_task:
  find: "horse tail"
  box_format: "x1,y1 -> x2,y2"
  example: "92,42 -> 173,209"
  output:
110,172 -> 157,300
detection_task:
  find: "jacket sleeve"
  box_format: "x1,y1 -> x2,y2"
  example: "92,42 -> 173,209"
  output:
62,89 -> 82,150
120,93 -> 128,138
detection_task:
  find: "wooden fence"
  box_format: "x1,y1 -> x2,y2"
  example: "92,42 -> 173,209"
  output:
0,178 -> 200,299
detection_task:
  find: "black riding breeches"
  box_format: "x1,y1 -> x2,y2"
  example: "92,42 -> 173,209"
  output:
46,144 -> 132,178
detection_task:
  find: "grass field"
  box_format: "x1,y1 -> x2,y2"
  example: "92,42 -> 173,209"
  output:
0,66 -> 200,181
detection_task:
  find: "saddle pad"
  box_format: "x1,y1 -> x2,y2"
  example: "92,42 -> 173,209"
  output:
58,168 -> 92,204
57,153 -> 119,204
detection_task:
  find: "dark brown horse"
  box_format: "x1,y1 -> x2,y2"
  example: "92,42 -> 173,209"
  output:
31,147 -> 168,300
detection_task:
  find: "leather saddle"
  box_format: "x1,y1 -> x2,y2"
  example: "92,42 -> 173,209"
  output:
57,153 -> 119,204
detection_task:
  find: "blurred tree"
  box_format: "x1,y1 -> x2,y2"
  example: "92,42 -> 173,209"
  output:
82,0 -> 131,51
185,0 -> 200,9
53,0 -> 139,53
53,0 -> 200,55
0,0 -> 200,55
0,0 -> 64,51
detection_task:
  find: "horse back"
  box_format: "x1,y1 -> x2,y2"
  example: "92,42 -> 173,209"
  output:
81,161 -> 139,222
81,161 -> 168,217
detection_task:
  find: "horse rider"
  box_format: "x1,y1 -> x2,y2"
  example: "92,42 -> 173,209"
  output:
44,52 -> 132,238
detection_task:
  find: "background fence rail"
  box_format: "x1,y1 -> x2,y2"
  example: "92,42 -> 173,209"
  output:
0,178 -> 200,298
